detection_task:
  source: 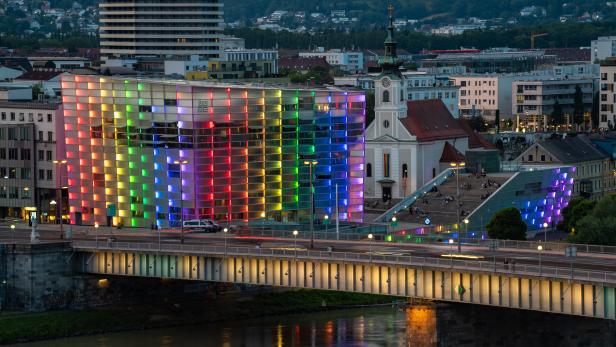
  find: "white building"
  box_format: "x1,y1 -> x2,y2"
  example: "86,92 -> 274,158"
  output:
600,59 -> 616,129
591,36 -> 616,62
99,0 -> 223,61
299,48 -> 364,72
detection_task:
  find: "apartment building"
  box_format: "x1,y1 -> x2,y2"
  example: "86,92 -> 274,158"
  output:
599,59 -> 616,129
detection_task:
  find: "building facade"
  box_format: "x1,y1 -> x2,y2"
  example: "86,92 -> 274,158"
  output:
299,49 -> 364,72
0,101 -> 64,222
99,0 -> 223,61
60,75 -> 365,228
591,36 -> 616,63
600,59 -> 616,129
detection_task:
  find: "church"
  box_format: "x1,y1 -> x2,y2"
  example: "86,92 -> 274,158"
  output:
364,7 -> 473,202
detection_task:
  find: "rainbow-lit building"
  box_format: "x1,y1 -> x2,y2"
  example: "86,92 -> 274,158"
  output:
60,75 -> 365,227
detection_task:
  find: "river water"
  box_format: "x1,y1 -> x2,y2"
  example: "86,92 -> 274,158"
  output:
11,304 -> 616,347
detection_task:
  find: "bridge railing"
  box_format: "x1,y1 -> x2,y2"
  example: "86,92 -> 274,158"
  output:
234,229 -> 616,256
72,240 -> 616,285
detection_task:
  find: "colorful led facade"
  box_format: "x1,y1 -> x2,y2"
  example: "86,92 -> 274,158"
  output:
60,75 -> 365,227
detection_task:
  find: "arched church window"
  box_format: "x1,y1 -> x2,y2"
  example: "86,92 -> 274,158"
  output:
382,90 -> 390,103
366,163 -> 372,177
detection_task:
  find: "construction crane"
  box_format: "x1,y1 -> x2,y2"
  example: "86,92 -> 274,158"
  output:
531,32 -> 548,49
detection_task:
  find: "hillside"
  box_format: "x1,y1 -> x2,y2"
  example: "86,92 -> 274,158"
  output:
224,0 -> 613,22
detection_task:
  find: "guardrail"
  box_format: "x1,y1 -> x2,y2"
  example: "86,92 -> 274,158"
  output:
72,240 -> 616,285
233,229 -> 616,256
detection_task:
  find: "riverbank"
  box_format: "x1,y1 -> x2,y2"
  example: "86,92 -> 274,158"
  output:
0,289 -> 398,345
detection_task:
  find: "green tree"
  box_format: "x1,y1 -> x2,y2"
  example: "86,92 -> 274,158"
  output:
486,207 -> 527,240
569,195 -> 616,246
468,115 -> 488,132
494,109 -> 500,134
557,196 -> 596,233
573,85 -> 585,128
550,99 -> 564,126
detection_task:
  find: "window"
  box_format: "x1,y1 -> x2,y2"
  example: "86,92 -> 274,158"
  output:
528,155 -> 534,161
164,99 -> 177,106
8,168 -> 16,179
21,148 -> 30,161
402,164 -> 408,178
383,153 -> 390,178
47,131 -> 53,142
0,128 -> 3,140
366,163 -> 372,177
47,113 -> 52,122
38,131 -> 43,141
0,148 -> 4,160
46,151 -> 52,161
8,148 -> 17,160
38,150 -> 44,161
22,187 -> 30,199
541,155 -> 545,162
28,113 -> 33,122
9,187 -> 17,199
10,112 -> 14,121
382,90 -> 390,103
37,113 -> 43,122
20,168 -> 30,180
47,170 -> 53,180
39,169 -> 44,180
0,168 -> 5,178
1,112 -> 5,120
7,128 -> 15,140
0,187 -> 5,198
18,113 -> 24,121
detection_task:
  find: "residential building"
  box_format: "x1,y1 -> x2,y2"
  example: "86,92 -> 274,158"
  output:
99,0 -> 223,61
451,73 -> 546,120
299,48 -> 364,72
599,59 -> 616,129
0,101 -> 65,222
512,78 -> 594,130
591,36 -> 616,62
419,49 -> 556,74
60,75 -> 365,227
514,135 -> 614,199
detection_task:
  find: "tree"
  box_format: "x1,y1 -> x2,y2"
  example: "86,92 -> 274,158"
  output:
494,109 -> 500,134
486,207 -> 527,240
573,85 -> 585,129
31,83 -> 43,100
365,91 -> 375,126
557,196 -> 596,233
468,115 -> 488,132
569,195 -> 616,246
550,99 -> 564,126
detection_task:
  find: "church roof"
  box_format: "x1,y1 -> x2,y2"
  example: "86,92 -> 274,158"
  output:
439,142 -> 465,163
400,100 -> 468,142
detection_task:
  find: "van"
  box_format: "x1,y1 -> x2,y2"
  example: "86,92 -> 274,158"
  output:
182,220 -> 214,232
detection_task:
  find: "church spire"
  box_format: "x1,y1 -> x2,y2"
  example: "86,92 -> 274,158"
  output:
378,4 -> 402,75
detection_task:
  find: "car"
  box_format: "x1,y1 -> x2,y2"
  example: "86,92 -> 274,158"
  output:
204,219 -> 222,232
182,220 -> 215,233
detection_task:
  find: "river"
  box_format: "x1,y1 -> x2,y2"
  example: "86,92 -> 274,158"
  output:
10,304 -> 616,347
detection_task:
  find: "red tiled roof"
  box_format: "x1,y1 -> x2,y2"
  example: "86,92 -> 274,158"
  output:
400,100 -> 468,142
456,118 -> 496,149
440,142 -> 465,163
16,69 -> 62,81
544,48 -> 590,62
279,57 -> 331,70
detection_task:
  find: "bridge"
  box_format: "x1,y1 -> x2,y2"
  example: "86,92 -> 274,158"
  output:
71,235 -> 616,321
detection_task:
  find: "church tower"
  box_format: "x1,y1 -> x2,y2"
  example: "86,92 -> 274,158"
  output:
374,4 -> 407,137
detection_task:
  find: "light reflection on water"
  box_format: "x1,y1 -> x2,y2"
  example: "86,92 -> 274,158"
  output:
11,306 -> 432,347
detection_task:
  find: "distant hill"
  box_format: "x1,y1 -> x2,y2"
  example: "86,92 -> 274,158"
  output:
223,0 -> 613,22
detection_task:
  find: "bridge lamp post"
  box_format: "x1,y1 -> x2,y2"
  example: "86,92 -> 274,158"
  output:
173,159 -> 189,244
537,245 -> 543,275
223,227 -> 229,255
94,222 -> 99,248
368,233 -> 374,263
303,160 -> 318,249
293,229 -> 299,258
323,215 -> 329,234
450,161 -> 465,254
542,222 -> 548,243
10,224 -> 15,243
463,219 -> 469,239
448,238 -> 454,266
52,159 -> 67,240
391,216 -> 398,234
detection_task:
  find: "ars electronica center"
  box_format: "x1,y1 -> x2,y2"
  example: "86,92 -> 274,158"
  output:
60,75 -> 366,228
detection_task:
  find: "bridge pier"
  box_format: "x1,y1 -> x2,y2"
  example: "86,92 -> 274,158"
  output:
77,250 -> 616,320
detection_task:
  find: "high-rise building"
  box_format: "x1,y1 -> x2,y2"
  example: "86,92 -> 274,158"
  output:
99,0 -> 224,61
60,75 -> 365,228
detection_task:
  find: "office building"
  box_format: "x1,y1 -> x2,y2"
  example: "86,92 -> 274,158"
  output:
99,0 -> 224,61
60,75 -> 365,228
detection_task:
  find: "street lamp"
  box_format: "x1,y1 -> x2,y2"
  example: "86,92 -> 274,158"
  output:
173,159 -> 189,244
450,161 -> 465,253
293,229 -> 299,258
463,219 -> 469,239
94,222 -> 99,248
303,160 -> 318,249
223,227 -> 229,255
391,216 -> 398,233
324,214 -> 329,234
537,244 -> 543,275
52,159 -> 67,239
542,222 -> 548,243
10,224 -> 15,243
368,233 -> 374,263
449,238 -> 454,266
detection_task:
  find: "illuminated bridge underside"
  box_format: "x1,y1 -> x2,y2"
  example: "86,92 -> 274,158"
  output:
79,250 -> 616,320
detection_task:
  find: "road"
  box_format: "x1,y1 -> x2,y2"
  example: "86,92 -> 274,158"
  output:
1,224 -> 615,275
